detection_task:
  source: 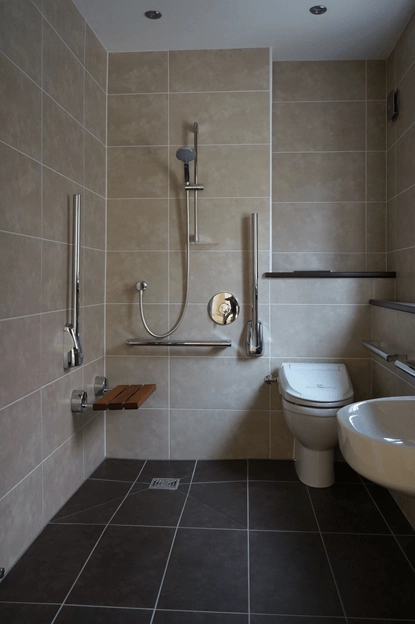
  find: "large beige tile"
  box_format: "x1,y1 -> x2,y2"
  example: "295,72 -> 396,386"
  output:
366,152 -> 386,202
108,51 -> 168,94
41,240 -> 69,312
85,132 -> 105,196
0,315 -> 42,409
83,191 -> 105,251
273,102 -> 365,152
395,11 -> 415,85
367,60 -> 386,100
271,411 -> 294,459
372,359 -> 400,398
43,19 -> 84,123
373,278 -> 395,301
387,198 -> 396,252
0,467 -> 43,573
83,248 -> 105,306
396,123 -> 415,195
394,61 -> 415,142
106,251 -> 168,303
387,49 -> 396,94
0,142 -> 41,236
0,392 -> 42,498
107,199 -> 168,251
170,48 -> 269,93
105,356 -> 168,408
366,253 -> 386,272
396,186 -> 415,250
271,251 -> 365,272
367,101 -> 386,151
170,409 -> 269,459
0,53 -> 41,159
367,203 -> 386,253
83,412 -> 105,477
272,61 -> 365,102
372,305 -> 415,357
108,94 -> 168,146
169,92 -> 270,146
387,146 -> 396,201
273,153 -> 365,202
43,95 -> 84,184
0,232 -> 41,318
270,278 -> 373,305
85,72 -> 106,143
0,0 -> 42,83
41,309 -> 68,386
82,304 -> 104,364
85,24 -> 107,90
272,203 -> 365,252
395,248 -> 415,302
106,409 -> 169,459
43,167 -> 82,243
108,147 -> 169,198
106,303 -> 169,357
43,0 -> 85,62
170,357 -> 270,410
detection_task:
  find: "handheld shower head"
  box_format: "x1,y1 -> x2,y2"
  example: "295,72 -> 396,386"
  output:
176,147 -> 196,185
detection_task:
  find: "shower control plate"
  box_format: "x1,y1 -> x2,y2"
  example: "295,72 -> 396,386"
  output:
208,292 -> 240,325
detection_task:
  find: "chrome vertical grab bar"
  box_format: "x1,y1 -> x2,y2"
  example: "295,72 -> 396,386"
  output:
193,121 -> 199,243
64,194 -> 83,367
246,213 -> 263,356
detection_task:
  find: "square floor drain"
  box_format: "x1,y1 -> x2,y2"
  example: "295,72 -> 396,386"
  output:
149,477 -> 180,490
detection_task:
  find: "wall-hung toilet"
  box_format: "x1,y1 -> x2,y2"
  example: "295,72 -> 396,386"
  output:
278,363 -> 354,488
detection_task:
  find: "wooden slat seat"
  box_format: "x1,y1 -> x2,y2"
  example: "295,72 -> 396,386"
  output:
93,384 -> 156,411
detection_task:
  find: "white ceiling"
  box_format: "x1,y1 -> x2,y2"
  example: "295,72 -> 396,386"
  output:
73,0 -> 415,60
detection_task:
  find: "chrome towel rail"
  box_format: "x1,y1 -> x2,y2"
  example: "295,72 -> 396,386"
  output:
64,194 -> 83,368
246,213 -> 263,356
361,340 -> 400,362
126,339 -> 231,347
395,360 -> 415,379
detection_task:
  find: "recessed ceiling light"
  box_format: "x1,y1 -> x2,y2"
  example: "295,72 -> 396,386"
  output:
309,5 -> 327,15
145,10 -> 162,19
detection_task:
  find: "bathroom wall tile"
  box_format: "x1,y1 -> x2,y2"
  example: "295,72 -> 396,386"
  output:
85,132 -> 106,196
272,153 -> 365,202
366,253 -> 386,271
106,303 -> 169,357
367,203 -> 386,253
0,315 -> 42,409
85,24 -> 107,91
273,102 -> 365,152
82,357 -> 105,424
0,232 -> 41,318
82,304 -> 105,364
394,62 -> 415,142
272,251 -> 365,272
387,49 -> 396,94
271,411 -> 294,459
83,412 -> 105,477
367,152 -> 386,202
83,248 -> 105,306
396,186 -> 415,250
387,146 -> 396,200
83,190 -> 106,251
272,203 -> 365,252
387,199 -> 396,252
42,430 -> 84,523
387,115 -> 396,151
367,101 -> 386,151
272,61 -> 365,102
170,357 -> 270,410
170,409 -> 269,459
43,94 -> 84,184
169,92 -> 270,146
42,240 -> 70,312
108,146 -> 169,198
396,123 -> 415,195
43,167 -> 82,243
106,409 -> 169,459
0,392 -> 42,498
373,278 -> 395,301
270,278 -> 373,305
43,0 -> 85,63
107,199 -> 168,251
108,51 -> 168,94
106,356 -> 169,408
372,305 -> 415,358
0,0 -> 42,84
106,251 -> 168,303
395,248 -> 415,302
0,467 -> 43,573
41,309 -> 68,386
85,72 -> 106,143
372,360 -> 400,398
169,48 -> 269,93
367,60 -> 386,101
108,94 -> 168,146
387,251 -> 396,272
43,19 -> 84,123
0,53 -> 41,159
395,10 -> 415,85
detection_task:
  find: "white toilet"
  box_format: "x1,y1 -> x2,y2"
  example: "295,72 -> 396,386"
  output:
278,362 -> 354,488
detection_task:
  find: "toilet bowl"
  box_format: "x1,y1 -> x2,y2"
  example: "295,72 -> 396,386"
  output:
278,363 -> 354,488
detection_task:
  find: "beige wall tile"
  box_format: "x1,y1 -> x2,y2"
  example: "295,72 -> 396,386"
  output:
41,309 -> 68,386
367,101 -> 386,151
396,120 -> 415,196
43,19 -> 84,123
106,409 -> 169,459
106,251 -> 168,303
41,240 -> 69,312
373,278 -> 395,301
107,199 -> 168,251
85,132 -> 106,196
272,203 -> 365,252
272,252 -> 365,272
0,0 -> 42,83
395,10 -> 415,84
108,51 -> 168,94
0,232 -> 41,318
170,49 -> 269,93
387,251 -> 396,271
106,303 -> 169,357
387,146 -> 396,201
387,199 -> 396,252
108,94 -> 168,146
394,61 -> 415,142
0,392 -> 42,498
270,278 -> 373,305
43,167 -> 81,243
271,411 -> 294,459
108,147 -> 169,198
367,60 -> 386,100
273,153 -> 365,202
85,24 -> 107,90
83,191 -> 106,251
273,102 -> 365,152
82,304 -> 104,364
367,203 -> 386,253
0,54 -> 41,159
83,248 -> 105,306
106,356 -> 169,408
395,248 -> 415,302
170,409 -> 269,459
272,61 -> 365,102
83,412 -> 105,477
169,92 -> 270,146
387,113 -> 396,151
43,0 -> 85,62
372,360 -> 400,398
366,253 -> 386,271
43,95 -> 84,184
386,49 -> 396,94
85,73 -> 106,143
367,152 -> 386,202
396,186 -> 415,250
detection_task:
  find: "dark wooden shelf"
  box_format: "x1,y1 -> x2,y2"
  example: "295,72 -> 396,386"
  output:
264,271 -> 396,278
370,300 -> 415,315
93,384 -> 156,411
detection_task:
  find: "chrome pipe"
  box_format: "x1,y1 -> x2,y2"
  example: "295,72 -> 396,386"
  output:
194,122 -> 199,243
246,213 -> 263,356
361,340 -> 400,362
126,339 -> 231,347
395,360 -> 415,378
64,194 -> 83,368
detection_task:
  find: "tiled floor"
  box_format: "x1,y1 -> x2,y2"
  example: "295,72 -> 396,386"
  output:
1,459 -> 415,623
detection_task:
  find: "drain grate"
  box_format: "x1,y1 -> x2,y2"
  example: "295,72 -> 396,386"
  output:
149,477 -> 180,490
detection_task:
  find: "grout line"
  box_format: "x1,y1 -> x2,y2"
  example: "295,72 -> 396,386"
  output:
108,89 -> 269,95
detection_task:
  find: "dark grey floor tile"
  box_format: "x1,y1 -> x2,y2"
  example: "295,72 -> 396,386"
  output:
350,620 -> 415,623
251,617 -> 345,624
249,482 -> 317,531
154,612 -> 248,623
136,461 -> 195,484
180,482 -> 247,529
68,526 -> 174,608
250,531 -> 343,616
56,605 -> 152,623
324,533 -> 415,619
309,484 -> 390,534
397,535 -> 415,569
111,484 -> 189,527
0,525 -> 101,603
90,459 -> 145,482
365,484 -> 415,534
158,528 -> 248,613
52,479 -> 132,524
0,603 -> 59,623
193,460 -> 247,483
248,460 -> 298,482
334,462 -> 362,483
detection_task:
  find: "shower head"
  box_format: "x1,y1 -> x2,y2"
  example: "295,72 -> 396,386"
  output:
176,147 -> 196,164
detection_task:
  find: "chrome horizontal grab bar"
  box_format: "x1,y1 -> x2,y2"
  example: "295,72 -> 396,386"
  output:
126,339 -> 232,347
361,340 -> 401,362
395,360 -> 415,379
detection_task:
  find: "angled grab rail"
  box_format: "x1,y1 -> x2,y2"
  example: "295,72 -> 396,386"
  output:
64,194 -> 83,367
246,213 -> 263,356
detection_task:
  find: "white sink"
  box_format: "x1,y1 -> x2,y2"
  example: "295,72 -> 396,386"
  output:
337,397 -> 415,495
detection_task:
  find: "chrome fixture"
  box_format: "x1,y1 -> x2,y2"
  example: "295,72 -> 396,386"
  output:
264,374 -> 278,385
126,339 -> 232,347
246,213 -> 263,356
395,360 -> 415,379
71,376 -> 108,413
309,5 -> 327,15
387,89 -> 400,121
64,194 -> 83,368
361,340 -> 400,362
208,292 -> 240,325
145,10 -> 162,19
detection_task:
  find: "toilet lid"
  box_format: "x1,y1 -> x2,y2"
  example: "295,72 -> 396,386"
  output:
278,363 -> 354,406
